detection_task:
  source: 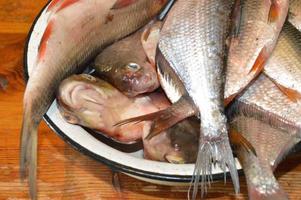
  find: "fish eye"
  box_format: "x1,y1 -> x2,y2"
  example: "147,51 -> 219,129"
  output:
126,63 -> 141,71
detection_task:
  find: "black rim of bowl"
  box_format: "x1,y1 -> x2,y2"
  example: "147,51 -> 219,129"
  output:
23,0 -> 242,183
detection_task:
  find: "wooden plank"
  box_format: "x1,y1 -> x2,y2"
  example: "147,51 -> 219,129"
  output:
1,0 -> 301,199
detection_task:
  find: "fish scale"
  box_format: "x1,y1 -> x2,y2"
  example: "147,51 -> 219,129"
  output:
264,22 -> 301,102
289,0 -> 301,31
236,75 -> 301,129
224,0 -> 288,104
157,0 -> 238,198
228,74 -> 301,199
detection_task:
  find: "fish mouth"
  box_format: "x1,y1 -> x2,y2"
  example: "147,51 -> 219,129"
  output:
121,72 -> 159,97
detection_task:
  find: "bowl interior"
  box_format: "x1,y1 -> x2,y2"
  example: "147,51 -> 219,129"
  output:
24,1 -> 242,183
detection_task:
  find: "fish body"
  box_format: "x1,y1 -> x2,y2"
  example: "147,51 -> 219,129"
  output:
228,74 -> 301,199
224,0 -> 289,104
156,0 -> 238,197
21,0 -> 169,199
116,0 -> 240,197
289,0 -> 301,31
263,22 -> 301,102
57,74 -> 170,143
93,26 -> 160,97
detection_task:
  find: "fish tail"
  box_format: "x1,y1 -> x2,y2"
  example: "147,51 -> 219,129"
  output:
189,134 -> 239,199
237,144 -> 289,200
115,96 -> 196,140
20,104 -> 39,200
248,184 -> 288,200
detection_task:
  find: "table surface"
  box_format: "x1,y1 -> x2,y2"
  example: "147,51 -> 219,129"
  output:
1,0 -> 301,199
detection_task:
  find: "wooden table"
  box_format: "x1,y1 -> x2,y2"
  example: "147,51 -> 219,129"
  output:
1,0 -> 301,199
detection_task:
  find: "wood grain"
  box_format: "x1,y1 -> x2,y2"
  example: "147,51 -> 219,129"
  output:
1,0 -> 301,199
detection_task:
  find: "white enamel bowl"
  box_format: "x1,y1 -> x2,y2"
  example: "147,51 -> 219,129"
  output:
24,1 -> 242,185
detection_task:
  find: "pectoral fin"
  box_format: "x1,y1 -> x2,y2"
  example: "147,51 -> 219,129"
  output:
115,96 -> 197,140
249,47 -> 268,75
268,0 -> 281,23
274,82 -> 301,103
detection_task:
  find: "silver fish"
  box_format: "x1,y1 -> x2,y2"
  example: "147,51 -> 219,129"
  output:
289,0 -> 301,31
228,74 -> 301,199
116,0 -> 240,198
264,22 -> 301,103
20,0 -> 169,199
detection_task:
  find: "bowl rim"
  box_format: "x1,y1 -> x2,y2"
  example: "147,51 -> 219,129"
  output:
23,0 -> 243,183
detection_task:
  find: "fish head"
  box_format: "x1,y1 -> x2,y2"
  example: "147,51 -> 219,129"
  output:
143,117 -> 199,164
167,118 -> 199,163
115,61 -> 159,97
56,74 -> 119,129
143,129 -> 186,163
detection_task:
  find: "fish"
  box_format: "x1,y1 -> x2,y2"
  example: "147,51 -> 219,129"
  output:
263,22 -> 301,103
20,0 -> 169,199
228,74 -> 301,199
143,117 -> 253,165
93,26 -> 160,97
57,74 -> 170,143
116,0 -> 243,198
143,117 -> 199,164
289,0 -> 301,31
224,0 -> 289,105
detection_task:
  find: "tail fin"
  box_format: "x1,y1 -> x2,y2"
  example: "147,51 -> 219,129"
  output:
189,135 -> 239,199
20,110 -> 38,200
238,148 -> 289,200
248,186 -> 288,200
115,96 -> 197,140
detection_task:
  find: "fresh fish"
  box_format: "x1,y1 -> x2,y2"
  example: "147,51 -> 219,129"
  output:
263,22 -> 301,103
143,117 -> 199,164
116,1 -> 242,198
289,0 -> 301,31
93,27 -> 160,97
20,0 -> 169,199
57,74 -> 170,143
224,0 -> 289,104
228,74 -> 301,199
